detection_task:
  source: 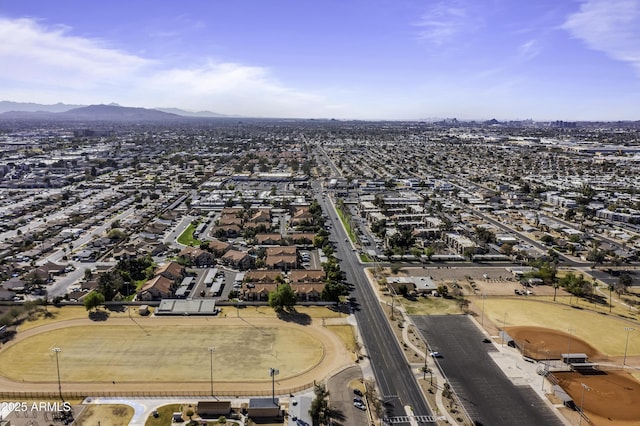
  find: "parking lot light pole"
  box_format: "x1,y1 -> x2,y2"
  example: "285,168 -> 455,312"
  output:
208,346 -> 215,397
423,342 -> 428,380
52,347 -> 63,402
579,383 -> 590,425
269,368 -> 279,405
501,312 -> 507,347
623,327 -> 635,369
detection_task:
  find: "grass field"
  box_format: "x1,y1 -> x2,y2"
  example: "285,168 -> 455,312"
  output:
0,323 -> 323,383
326,324 -> 357,354
177,222 -> 202,246
480,298 -> 640,356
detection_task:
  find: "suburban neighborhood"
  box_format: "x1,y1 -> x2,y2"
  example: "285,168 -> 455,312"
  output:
0,114 -> 639,426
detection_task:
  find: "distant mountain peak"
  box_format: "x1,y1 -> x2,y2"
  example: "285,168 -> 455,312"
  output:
0,101 -> 228,120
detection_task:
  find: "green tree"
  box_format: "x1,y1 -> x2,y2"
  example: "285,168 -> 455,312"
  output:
321,281 -> 347,302
436,285 -> 449,297
98,271 -> 124,301
84,291 -> 105,312
309,382 -> 331,426
619,273 -> 633,292
398,284 -> 409,297
268,283 -> 297,313
424,246 -> 436,261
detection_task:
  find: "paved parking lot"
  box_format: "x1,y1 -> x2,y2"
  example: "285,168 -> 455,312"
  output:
412,315 -> 565,426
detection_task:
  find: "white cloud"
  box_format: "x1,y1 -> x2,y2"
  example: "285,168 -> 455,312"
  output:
414,1 -> 476,45
562,0 -> 640,73
517,39 -> 541,60
138,62 -> 328,116
0,17 -> 149,89
0,17 -> 333,117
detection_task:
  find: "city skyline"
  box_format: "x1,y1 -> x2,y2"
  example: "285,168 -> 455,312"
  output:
2,0 -> 640,121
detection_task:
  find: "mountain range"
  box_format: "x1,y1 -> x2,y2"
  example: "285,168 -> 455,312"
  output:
0,101 -> 226,120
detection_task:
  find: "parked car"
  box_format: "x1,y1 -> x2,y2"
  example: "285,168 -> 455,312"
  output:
354,401 -> 366,410
353,388 -> 363,397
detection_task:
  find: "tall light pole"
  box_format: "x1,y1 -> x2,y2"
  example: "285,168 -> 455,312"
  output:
566,328 -> 575,364
208,346 -> 215,397
423,341 -> 428,380
579,383 -> 590,425
501,312 -> 507,347
269,368 -> 279,405
52,347 -> 63,402
623,327 -> 634,369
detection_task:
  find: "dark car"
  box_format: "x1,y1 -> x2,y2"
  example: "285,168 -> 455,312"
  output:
353,388 -> 363,397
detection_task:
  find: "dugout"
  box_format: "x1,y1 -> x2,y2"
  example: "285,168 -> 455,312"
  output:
197,401 -> 231,418
561,353 -> 589,364
248,398 -> 281,418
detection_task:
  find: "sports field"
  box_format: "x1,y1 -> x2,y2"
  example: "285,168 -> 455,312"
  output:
0,324 -> 322,382
0,313 -> 353,394
479,297 -> 640,358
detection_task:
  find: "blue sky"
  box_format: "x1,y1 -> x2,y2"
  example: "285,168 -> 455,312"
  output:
1,0 -> 640,120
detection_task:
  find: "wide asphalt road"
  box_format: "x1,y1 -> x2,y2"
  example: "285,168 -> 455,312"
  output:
322,194 -> 435,426
413,315 -> 564,426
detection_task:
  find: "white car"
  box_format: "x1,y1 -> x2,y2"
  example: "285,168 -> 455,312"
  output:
429,351 -> 442,358
353,401 -> 366,410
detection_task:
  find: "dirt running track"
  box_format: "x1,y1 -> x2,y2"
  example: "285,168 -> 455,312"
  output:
0,315 -> 353,396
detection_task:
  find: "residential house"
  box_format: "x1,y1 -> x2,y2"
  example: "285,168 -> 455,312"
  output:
287,232 -> 316,246
289,269 -> 326,302
289,207 -> 314,226
221,250 -> 255,270
138,275 -> 176,301
255,233 -> 283,245
208,238 -> 232,257
265,246 -> 297,270
212,223 -> 242,238
178,247 -> 215,267
155,261 -> 186,282
241,269 -> 282,301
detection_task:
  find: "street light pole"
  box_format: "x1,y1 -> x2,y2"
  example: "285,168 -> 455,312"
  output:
52,347 -> 63,402
579,383 -> 590,425
423,342 -> 428,380
501,312 -> 507,348
208,346 -> 215,397
623,327 -> 634,369
269,368 -> 280,405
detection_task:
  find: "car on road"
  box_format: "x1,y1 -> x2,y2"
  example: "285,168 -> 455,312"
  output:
429,351 -> 442,358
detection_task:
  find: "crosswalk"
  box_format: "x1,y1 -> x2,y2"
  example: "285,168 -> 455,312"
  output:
383,415 -> 437,424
